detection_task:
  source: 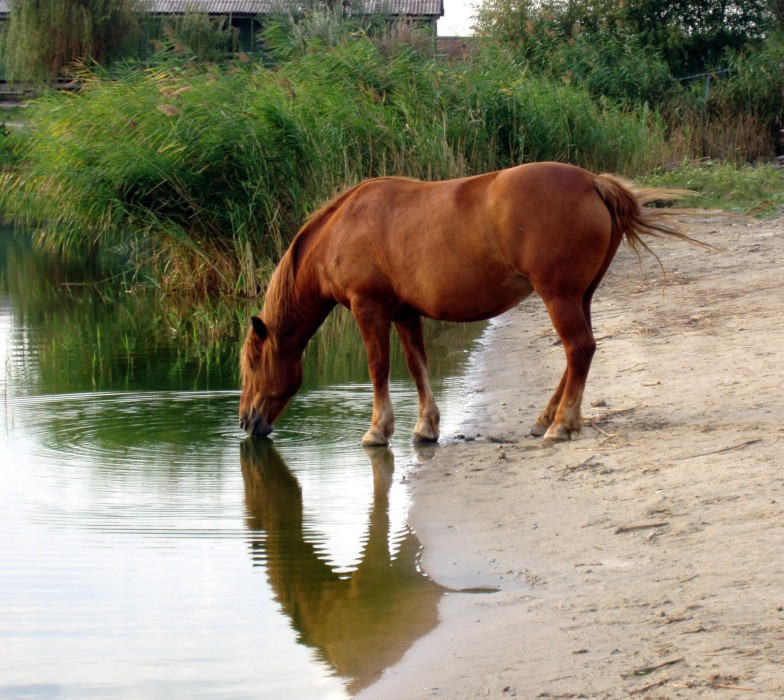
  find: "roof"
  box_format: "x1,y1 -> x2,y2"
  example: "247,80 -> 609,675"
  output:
0,0 -> 443,18
361,0 -> 443,16
148,1 -> 278,12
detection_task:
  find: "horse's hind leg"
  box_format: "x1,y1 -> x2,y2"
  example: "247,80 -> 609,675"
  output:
531,371 -> 566,437
531,293 -> 594,437
395,316 -> 440,442
539,294 -> 596,442
352,303 -> 395,446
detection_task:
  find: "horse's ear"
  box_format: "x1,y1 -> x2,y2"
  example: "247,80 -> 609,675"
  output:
251,316 -> 268,341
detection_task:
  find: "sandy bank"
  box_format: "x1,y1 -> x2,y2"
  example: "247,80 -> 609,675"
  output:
359,216 -> 784,699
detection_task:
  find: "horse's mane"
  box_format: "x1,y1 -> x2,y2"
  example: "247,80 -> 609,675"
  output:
262,177 -> 413,333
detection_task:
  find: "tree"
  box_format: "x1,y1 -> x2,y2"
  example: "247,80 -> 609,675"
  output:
1,0 -> 141,82
474,0 -> 776,75
621,0 -> 773,74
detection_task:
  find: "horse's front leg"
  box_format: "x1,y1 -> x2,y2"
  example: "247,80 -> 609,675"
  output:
352,305 -> 395,446
395,316 -> 440,442
539,294 -> 596,442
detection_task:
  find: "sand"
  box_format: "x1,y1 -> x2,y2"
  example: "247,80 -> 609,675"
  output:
359,215 -> 784,699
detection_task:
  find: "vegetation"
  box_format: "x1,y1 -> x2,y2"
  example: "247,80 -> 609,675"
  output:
1,0 -> 142,82
0,3 -> 782,299
0,128 -> 17,170
646,162 -> 784,217
0,38 -> 664,295
143,7 -> 239,63
473,0 -> 784,161
474,0 -> 778,76
0,226 -> 253,393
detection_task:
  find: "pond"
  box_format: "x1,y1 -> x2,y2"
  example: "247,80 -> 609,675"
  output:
0,229 -> 486,698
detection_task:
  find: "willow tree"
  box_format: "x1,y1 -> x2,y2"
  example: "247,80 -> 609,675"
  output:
1,0 -> 142,82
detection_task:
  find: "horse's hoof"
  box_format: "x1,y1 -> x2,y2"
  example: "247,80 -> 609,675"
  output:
362,428 -> 390,447
529,421 -> 549,437
413,419 -> 439,443
542,424 -> 578,443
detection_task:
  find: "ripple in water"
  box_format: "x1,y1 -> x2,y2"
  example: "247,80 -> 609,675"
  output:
0,374 -> 473,698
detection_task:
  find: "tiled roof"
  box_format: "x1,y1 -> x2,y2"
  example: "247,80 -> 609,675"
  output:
0,1 -> 443,17
149,1 -> 442,16
149,1 -> 276,12
360,0 -> 443,15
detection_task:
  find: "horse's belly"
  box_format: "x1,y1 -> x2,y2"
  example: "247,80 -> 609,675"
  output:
414,274 -> 534,323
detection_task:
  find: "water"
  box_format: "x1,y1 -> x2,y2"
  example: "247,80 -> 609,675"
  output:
0,230 -> 484,698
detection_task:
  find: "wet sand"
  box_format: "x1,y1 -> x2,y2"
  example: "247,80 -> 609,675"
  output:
359,215 -> 784,699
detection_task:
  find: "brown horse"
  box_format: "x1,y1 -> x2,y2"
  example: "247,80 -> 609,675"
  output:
240,161 -> 701,445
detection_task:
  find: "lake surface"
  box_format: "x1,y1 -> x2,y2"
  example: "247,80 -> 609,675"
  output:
0,230 -> 484,698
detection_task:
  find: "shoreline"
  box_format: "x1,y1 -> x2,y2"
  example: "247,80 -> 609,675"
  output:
360,216 -> 784,698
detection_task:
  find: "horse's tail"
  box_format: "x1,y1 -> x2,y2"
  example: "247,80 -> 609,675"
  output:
592,173 -> 711,257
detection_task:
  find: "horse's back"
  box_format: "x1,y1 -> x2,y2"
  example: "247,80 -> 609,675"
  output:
315,163 -> 613,321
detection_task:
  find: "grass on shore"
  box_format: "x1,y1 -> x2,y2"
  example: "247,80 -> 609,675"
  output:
645,161 -> 784,217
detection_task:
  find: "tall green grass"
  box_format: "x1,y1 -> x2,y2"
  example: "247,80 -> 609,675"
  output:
645,161 -> 784,217
0,38 -> 664,296
0,134 -> 16,171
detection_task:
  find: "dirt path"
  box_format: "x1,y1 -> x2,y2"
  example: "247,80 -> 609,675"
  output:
360,216 -> 784,699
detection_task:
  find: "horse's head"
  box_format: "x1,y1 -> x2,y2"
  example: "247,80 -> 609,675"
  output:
239,316 -> 303,437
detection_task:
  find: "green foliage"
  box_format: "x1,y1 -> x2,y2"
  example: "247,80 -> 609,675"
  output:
551,32 -> 676,107
261,4 -> 365,59
441,45 -> 665,173
260,7 -> 434,63
1,0 -> 142,82
142,7 -> 239,63
0,131 -> 19,171
709,38 -> 784,137
619,0 -> 772,76
659,38 -> 784,162
0,227 -> 249,393
474,2 -> 683,108
473,0 -> 784,161
474,0 -> 775,76
645,161 -> 784,216
0,38 -> 659,295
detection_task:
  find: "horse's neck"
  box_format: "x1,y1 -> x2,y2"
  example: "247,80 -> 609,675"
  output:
263,264 -> 332,354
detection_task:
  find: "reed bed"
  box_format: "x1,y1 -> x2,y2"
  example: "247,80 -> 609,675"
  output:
0,38 -> 664,296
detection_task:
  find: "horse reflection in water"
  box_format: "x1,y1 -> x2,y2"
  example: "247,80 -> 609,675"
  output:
240,439 -> 443,693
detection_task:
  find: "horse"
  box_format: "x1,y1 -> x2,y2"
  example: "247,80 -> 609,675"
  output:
239,161 -> 702,445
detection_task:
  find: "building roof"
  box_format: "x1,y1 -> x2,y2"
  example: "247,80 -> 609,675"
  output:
0,0 -> 443,19
148,1 -> 280,12
362,0 -> 443,16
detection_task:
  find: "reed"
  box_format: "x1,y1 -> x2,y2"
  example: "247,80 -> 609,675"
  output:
0,37 -> 661,296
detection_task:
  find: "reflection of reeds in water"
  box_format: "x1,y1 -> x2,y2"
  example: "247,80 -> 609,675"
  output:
1,231 -> 249,392
2,229 -> 486,396
240,438 -> 443,693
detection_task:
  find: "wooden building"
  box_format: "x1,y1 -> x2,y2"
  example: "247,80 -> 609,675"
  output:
148,0 -> 443,52
0,0 -> 443,81
0,1 -> 444,47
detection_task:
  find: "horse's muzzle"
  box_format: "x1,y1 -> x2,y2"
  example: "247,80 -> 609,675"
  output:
239,410 -> 273,437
